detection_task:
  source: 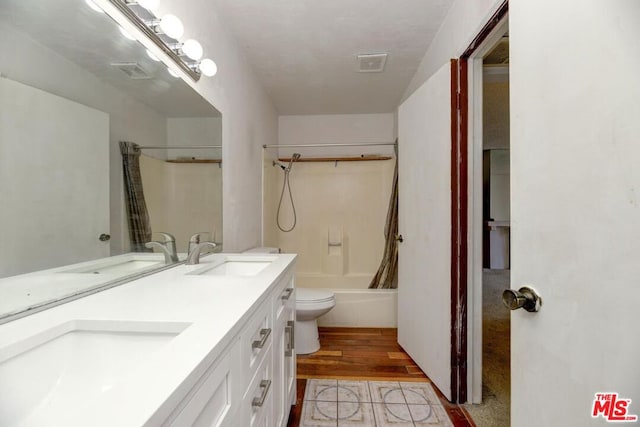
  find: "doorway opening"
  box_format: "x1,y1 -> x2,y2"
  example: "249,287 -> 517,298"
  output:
462,6 -> 510,425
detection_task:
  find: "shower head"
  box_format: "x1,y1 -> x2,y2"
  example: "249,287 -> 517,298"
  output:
285,153 -> 302,172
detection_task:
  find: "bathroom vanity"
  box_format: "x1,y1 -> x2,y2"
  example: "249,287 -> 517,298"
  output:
0,253 -> 297,427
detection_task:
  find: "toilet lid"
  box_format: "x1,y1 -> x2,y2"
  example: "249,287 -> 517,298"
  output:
296,288 -> 334,303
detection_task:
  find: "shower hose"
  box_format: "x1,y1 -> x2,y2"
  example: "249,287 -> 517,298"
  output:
276,167 -> 297,232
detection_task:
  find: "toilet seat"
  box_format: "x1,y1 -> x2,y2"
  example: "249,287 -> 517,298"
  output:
296,288 -> 334,304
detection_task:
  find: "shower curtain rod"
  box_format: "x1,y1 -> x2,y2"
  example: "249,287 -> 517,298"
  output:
262,142 -> 396,149
138,145 -> 222,150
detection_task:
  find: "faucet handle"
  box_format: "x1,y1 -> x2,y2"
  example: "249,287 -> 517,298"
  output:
145,241 -> 176,264
188,232 -> 211,255
156,232 -> 176,242
186,241 -> 217,265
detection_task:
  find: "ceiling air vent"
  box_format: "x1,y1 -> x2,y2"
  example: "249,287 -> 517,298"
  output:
357,53 -> 388,73
110,62 -> 152,79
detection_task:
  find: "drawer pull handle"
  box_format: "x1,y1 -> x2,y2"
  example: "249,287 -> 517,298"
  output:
285,320 -> 295,357
252,380 -> 272,407
281,288 -> 294,300
252,328 -> 271,349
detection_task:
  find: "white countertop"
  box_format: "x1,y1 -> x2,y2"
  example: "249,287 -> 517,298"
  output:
0,253 -> 296,427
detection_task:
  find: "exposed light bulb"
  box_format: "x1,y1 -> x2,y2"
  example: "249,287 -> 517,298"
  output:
119,26 -> 136,41
159,14 -> 184,39
199,58 -> 217,77
137,0 -> 159,12
167,67 -> 180,78
146,49 -> 160,62
85,0 -> 104,13
182,39 -> 203,61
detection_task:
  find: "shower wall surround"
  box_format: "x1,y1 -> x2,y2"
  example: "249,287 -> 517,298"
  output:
265,113 -> 395,289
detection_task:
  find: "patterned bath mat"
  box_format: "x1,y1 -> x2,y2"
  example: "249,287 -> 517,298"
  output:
301,379 -> 454,426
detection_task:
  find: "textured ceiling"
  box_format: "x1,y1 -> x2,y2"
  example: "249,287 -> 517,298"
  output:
213,0 -> 454,115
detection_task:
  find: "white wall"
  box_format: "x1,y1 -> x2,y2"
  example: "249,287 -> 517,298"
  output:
277,113 -> 396,157
166,117 -> 222,160
402,0 -> 504,101
140,155 -> 223,253
483,81 -> 510,150
155,0 -> 279,252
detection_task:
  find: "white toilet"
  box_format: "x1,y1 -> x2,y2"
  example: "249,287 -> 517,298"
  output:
242,247 -> 336,355
295,288 -> 336,354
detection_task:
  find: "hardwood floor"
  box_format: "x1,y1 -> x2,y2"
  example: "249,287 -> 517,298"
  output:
287,327 -> 476,426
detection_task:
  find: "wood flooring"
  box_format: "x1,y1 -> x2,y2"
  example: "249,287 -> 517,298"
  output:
287,327 -> 476,426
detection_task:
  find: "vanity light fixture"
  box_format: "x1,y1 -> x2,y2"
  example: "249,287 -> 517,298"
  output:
182,39 -> 204,61
167,67 -> 180,78
106,0 -> 218,81
158,14 -> 184,39
198,59 -> 218,77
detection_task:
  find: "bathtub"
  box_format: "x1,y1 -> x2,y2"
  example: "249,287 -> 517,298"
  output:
296,274 -> 398,328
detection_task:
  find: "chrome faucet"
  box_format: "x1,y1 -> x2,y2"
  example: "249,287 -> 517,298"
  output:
145,232 -> 179,264
186,241 -> 217,265
188,232 -> 210,256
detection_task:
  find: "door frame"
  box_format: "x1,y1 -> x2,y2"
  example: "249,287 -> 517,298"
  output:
450,0 -> 509,403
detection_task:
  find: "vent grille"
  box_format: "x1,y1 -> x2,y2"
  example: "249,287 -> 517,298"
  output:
111,62 -> 152,79
357,53 -> 388,73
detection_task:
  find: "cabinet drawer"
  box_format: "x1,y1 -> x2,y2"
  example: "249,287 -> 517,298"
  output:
164,339 -> 241,427
241,300 -> 273,388
242,344 -> 273,427
273,276 -> 295,321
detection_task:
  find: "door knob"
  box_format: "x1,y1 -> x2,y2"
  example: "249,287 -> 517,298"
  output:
99,233 -> 111,242
502,286 -> 542,312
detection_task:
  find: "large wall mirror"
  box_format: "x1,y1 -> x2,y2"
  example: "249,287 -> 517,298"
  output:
0,0 -> 222,321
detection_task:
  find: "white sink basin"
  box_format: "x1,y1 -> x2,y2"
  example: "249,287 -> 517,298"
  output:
190,256 -> 276,277
0,319 -> 190,426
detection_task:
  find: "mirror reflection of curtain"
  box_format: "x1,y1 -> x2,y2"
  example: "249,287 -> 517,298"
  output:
119,141 -> 152,252
369,141 -> 399,289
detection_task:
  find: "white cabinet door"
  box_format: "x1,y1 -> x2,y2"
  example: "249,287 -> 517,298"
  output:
273,279 -> 296,427
397,61 -> 453,400
509,1 -> 640,425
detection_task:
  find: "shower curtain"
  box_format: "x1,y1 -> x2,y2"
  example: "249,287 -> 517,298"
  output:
119,141 -> 152,252
369,142 -> 399,289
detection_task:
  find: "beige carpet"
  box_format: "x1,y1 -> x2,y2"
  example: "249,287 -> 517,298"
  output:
463,269 -> 510,427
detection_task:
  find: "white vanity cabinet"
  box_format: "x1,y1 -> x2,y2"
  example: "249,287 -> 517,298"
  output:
239,270 -> 297,427
160,262 -> 296,427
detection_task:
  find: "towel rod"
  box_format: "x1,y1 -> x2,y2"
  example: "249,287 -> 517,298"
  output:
262,142 -> 396,149
139,145 -> 222,150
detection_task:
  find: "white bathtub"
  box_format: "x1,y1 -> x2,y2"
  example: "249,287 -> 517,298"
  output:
296,274 -> 397,327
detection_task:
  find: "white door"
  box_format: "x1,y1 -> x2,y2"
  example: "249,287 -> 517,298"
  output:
398,61 -> 453,400
0,78 -> 110,277
509,1 -> 640,425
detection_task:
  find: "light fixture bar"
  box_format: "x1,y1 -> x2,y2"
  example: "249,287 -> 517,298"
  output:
106,0 -> 200,81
